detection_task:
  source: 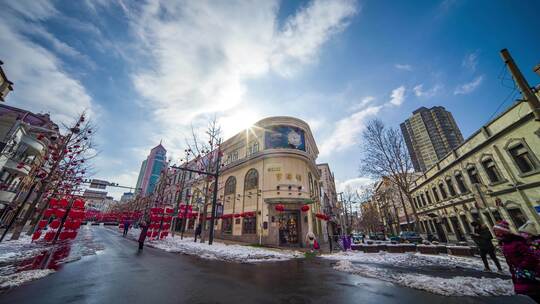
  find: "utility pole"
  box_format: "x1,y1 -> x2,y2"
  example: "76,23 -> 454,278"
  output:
500,48 -> 540,120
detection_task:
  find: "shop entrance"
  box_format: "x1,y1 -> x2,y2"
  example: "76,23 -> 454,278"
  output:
278,211 -> 300,246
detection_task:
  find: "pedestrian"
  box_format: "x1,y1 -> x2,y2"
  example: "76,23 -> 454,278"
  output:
122,219 -> 131,237
194,223 -> 202,242
470,221 -> 503,272
305,230 -> 316,251
494,220 -> 540,303
138,220 -> 149,250
361,233 -> 366,244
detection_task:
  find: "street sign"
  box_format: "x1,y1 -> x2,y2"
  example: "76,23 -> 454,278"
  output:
89,179 -> 109,189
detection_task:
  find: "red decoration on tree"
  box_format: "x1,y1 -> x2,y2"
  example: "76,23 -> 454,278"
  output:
49,219 -> 61,229
234,213 -> 241,218
301,205 -> 310,212
32,230 -> 42,241
275,204 -> 285,212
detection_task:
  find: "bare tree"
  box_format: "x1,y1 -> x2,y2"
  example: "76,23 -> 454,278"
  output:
359,119 -> 418,231
184,117 -> 222,243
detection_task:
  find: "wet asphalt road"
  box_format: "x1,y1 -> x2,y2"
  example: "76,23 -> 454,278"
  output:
0,227 -> 534,304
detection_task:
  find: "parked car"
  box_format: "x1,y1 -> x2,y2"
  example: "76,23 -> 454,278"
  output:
397,231 -> 423,243
368,233 -> 386,241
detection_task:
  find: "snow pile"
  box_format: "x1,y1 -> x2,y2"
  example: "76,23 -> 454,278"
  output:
0,234 -> 46,265
126,228 -> 301,263
334,260 -> 513,296
0,269 -> 55,289
322,251 -> 509,272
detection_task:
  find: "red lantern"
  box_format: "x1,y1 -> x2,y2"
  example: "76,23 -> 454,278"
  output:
49,198 -> 58,207
146,231 -> 152,237
59,230 -> 70,241
44,231 -> 55,242
234,213 -> 241,218
32,230 -> 42,240
72,199 -> 85,209
301,205 -> 310,212
275,204 -> 285,212
160,231 -> 169,239
69,231 -> 78,239
58,198 -> 69,208
163,216 -> 172,223
165,207 -> 174,214
240,212 -> 246,218
163,223 -> 171,230
49,219 -> 61,229
38,220 -> 48,229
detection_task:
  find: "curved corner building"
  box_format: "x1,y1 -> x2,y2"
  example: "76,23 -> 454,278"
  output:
191,116 -> 326,247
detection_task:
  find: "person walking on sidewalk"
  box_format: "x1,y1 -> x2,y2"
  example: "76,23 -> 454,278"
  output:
138,221 -> 149,250
470,221 -> 503,272
494,220 -> 540,303
122,219 -> 131,237
194,223 -> 202,242
305,230 -> 316,251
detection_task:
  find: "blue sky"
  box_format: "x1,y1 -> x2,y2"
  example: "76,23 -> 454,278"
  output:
1,0 -> 539,199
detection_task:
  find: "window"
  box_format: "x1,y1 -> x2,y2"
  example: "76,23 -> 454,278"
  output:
247,141 -> 260,156
420,194 -> 427,206
443,217 -> 452,232
460,214 -> 471,233
455,173 -> 468,193
222,218 -> 233,234
432,187 -> 440,202
509,143 -> 537,174
481,158 -> 502,183
438,183 -> 448,199
467,166 -> 481,184
492,210 -> 502,222
425,191 -> 432,204
242,217 -> 256,234
507,207 -> 527,228
413,197 -> 419,209
445,178 -> 457,196
224,177 -> 236,195
244,169 -> 259,190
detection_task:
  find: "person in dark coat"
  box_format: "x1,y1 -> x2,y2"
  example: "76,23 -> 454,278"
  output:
494,220 -> 540,303
123,219 -> 131,237
194,223 -> 202,242
470,221 -> 502,272
138,221 -> 149,250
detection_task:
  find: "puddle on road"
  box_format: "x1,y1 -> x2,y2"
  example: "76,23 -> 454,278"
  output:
0,226 -> 104,291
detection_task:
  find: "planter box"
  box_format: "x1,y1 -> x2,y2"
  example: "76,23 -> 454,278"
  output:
363,245 -> 380,253
447,246 -> 474,256
402,244 -> 417,252
387,245 -> 406,253
436,245 -> 448,254
351,244 -> 362,251
417,245 -> 439,255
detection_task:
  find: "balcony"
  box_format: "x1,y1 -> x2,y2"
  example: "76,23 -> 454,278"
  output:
1,158 -> 31,175
21,134 -> 46,155
0,189 -> 17,203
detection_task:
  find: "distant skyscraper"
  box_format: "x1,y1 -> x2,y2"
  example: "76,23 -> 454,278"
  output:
135,143 -> 167,196
400,106 -> 464,172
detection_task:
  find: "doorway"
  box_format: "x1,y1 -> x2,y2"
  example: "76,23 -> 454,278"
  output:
434,221 -> 447,243
278,211 -> 300,246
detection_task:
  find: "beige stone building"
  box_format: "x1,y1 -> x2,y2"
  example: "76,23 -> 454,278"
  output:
317,163 -> 341,236
186,117 -> 326,247
373,177 -> 417,236
410,99 -> 540,243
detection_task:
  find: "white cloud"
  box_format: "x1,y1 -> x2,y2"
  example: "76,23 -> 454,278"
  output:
0,4 -> 94,123
129,0 -> 358,156
454,75 -> 484,95
350,96 -> 375,111
394,64 -> 412,71
336,177 -> 374,193
413,84 -> 442,98
319,105 -> 381,156
462,51 -> 479,72
389,86 -> 406,106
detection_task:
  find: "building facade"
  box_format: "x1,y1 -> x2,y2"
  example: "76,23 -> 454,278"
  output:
410,100 -> 540,243
183,117 -> 326,247
401,106 -> 464,172
0,105 -> 58,225
135,144 -> 167,196
317,163 -> 340,236
0,61 -> 14,102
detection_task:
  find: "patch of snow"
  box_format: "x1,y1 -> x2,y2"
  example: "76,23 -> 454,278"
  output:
125,228 -> 302,263
322,251 -> 509,272
0,269 -> 55,289
333,260 -> 513,296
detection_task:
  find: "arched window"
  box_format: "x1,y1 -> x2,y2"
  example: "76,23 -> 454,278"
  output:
308,173 -> 313,195
480,155 -> 503,183
224,177 -> 236,195
505,139 -> 539,174
244,169 -> 259,190
505,202 -> 528,228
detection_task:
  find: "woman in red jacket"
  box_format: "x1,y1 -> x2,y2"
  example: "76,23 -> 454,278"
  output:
494,220 -> 539,303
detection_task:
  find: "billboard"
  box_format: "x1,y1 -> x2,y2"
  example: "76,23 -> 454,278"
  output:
264,125 -> 305,151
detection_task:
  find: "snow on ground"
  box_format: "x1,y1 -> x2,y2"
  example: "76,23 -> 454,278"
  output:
125,228 -> 302,263
322,250 -> 509,272
0,234 -> 46,266
324,251 -> 514,296
0,269 -> 55,289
